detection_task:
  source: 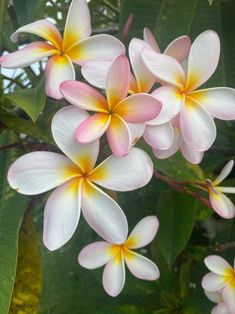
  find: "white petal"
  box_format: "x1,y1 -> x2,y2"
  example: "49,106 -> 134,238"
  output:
89,147 -> 153,191
212,302 -> 230,314
51,105 -> 99,172
213,160 -> 234,186
143,122 -> 174,150
209,191 -> 235,219
216,187 -> 235,194
204,255 -> 233,276
223,284 -> 235,313
164,36 -> 191,62
181,140 -> 204,164
201,272 -> 229,291
143,27 -> 161,52
81,61 -> 110,89
7,152 -> 77,195
125,216 -> 159,249
43,179 -> 81,250
204,290 -> 223,303
128,123 -> 145,145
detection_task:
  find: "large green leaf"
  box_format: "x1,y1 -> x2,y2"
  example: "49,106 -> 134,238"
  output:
0,131 -> 27,314
0,0 -> 7,52
13,0 -> 45,25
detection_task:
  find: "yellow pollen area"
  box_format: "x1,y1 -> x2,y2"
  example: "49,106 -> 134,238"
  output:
64,178 -> 80,194
124,236 -> 137,249
108,244 -> 135,263
88,164 -> 108,182
63,164 -> 81,178
225,268 -> 235,288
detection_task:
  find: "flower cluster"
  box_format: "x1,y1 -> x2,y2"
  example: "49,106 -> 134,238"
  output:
1,0 -> 235,302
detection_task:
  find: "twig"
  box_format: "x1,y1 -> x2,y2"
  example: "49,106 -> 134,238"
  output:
213,242 -> 235,252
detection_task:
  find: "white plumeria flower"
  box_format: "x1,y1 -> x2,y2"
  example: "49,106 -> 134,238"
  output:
7,106 -> 154,251
204,290 -> 231,314
78,216 -> 160,297
142,30 -> 235,152
206,160 -> 235,219
202,255 -> 235,313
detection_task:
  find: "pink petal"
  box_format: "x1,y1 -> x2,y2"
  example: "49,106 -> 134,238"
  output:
129,38 -> 156,93
129,73 -> 139,94
102,252 -> 126,297
63,0 -> 91,51
164,36 -> 191,62
51,106 -> 99,172
141,48 -> 186,89
76,113 -> 111,143
60,80 -> 108,112
223,284 -> 235,313
186,30 -> 220,92
45,54 -> 75,99
78,241 -> 115,269
213,160 -> 234,186
0,42 -> 57,68
11,19 -> 63,50
106,55 -> 130,109
201,272 -> 229,291
209,190 -> 235,219
125,216 -> 159,249
143,122 -> 174,150
81,181 -> 128,244
89,147 -> 153,191
204,255 -> 233,276
181,139 -> 204,164
212,302 -> 230,314
124,250 -> 160,280
143,28 -> 161,52
106,114 -> 131,156
43,179 -> 82,250
180,97 -> 216,151
7,152 -> 78,195
114,94 -> 162,123
81,61 -> 111,89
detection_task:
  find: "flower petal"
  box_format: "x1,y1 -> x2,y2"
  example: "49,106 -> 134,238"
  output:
102,252 -> 125,297
142,48 -> 186,89
76,113 -> 111,143
212,302 -> 230,314
150,86 -> 184,125
45,54 -> 75,99
189,88 -> 235,120
78,241 -> 115,269
216,187 -> 235,194
106,55 -> 130,109
186,30 -> 220,91
223,284 -> 235,313
143,122 -> 174,150
128,123 -> 145,145
204,290 -> 223,303
204,255 -> 233,276
11,19 -> 63,50
181,139 -> 204,164
201,272 -> 229,291
124,250 -> 160,280
209,191 -> 235,219
7,152 -> 77,195
52,106 -> 99,172
0,42 -> 57,68
180,97 -> 216,151
129,38 -> 156,93
60,80 -> 108,112
81,181 -> 128,244
43,179 -> 81,250
115,94 -> 162,123
63,0 -> 91,51
81,61 -> 110,89
143,28 -> 161,52
125,216 -> 159,249
66,34 -> 125,65
89,147 -> 153,191
213,160 -> 234,186
106,114 -> 131,156
164,36 -> 191,63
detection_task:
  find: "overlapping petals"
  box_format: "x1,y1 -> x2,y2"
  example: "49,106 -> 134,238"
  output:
60,55 -> 162,156
78,216 -> 160,297
0,0 -> 125,99
204,290 -> 231,314
8,106 -> 154,250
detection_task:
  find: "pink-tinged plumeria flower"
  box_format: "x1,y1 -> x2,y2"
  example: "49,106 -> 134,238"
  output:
202,255 -> 235,313
60,55 -> 162,156
142,30 -> 235,152
204,290 -> 231,314
7,106 -> 154,251
78,216 -> 160,297
0,0 -> 125,99
206,160 -> 235,219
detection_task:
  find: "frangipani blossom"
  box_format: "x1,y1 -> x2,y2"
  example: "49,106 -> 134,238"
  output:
78,216 -> 160,297
204,290 -> 231,314
206,160 -> 235,219
60,55 -> 162,156
142,30 -> 235,152
202,255 -> 235,313
7,106 -> 154,250
0,0 -> 125,99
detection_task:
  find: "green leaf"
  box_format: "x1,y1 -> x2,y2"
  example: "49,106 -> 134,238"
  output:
6,76 -> 46,121
0,131 -> 27,314
156,190 -> 196,266
0,0 -> 7,52
13,0 -> 45,25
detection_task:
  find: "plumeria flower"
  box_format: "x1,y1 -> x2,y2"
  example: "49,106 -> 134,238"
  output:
0,0 -> 125,99
60,55 -> 162,156
206,160 -> 235,219
142,30 -> 235,152
202,255 -> 235,313
204,290 -> 231,314
78,216 -> 160,297
7,106 -> 154,251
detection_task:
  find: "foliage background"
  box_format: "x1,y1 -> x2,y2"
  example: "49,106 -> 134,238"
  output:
0,0 -> 235,313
